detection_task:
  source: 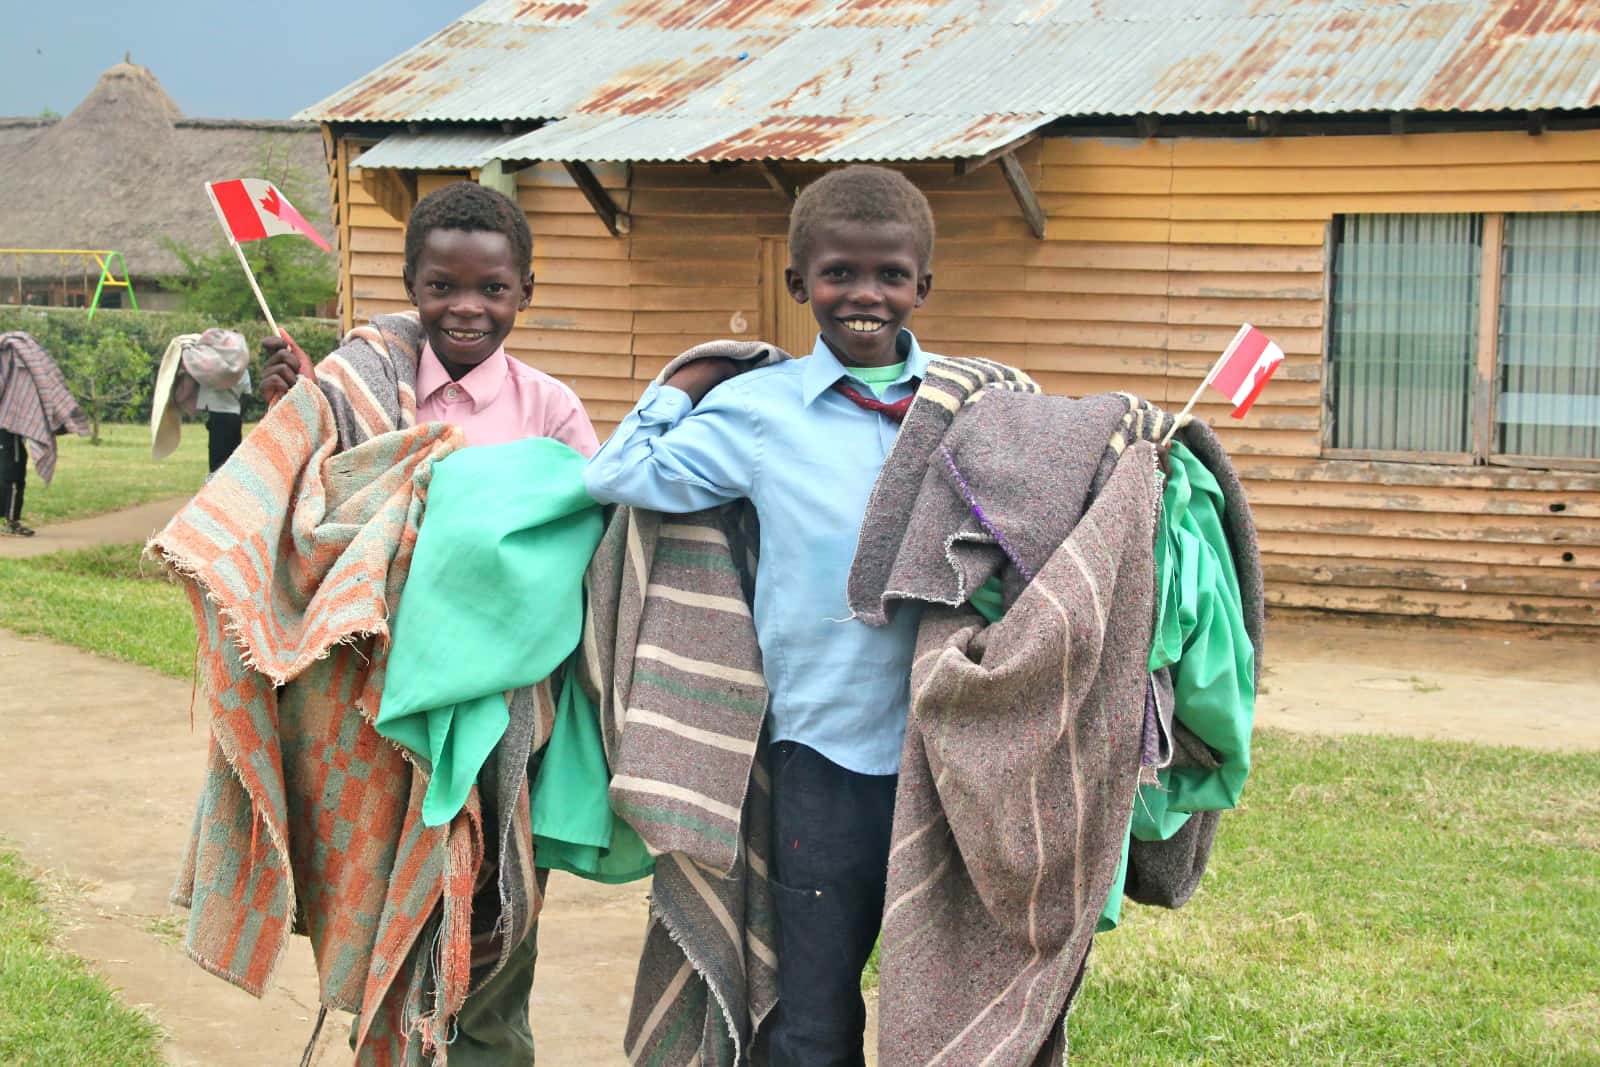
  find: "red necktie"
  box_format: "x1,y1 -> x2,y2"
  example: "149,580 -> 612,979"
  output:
832,380 -> 916,424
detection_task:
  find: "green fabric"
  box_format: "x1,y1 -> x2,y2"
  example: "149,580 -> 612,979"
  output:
378,438 -> 604,827
846,360 -> 907,398
1097,833 -> 1132,932
967,576 -> 1005,622
1134,440 -> 1256,842
531,662 -> 655,883
963,440 -> 1254,932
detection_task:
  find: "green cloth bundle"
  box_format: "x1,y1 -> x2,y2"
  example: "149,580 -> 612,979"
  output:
378,437 -> 604,827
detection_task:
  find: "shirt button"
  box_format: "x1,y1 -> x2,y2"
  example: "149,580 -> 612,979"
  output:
445,386 -> 460,401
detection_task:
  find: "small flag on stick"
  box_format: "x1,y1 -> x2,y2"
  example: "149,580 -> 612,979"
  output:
1211,323 -> 1284,419
203,179 -> 332,336
1163,323 -> 1285,445
208,179 -> 331,251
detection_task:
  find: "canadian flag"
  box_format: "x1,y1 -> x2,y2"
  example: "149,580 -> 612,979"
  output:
206,179 -> 331,252
1209,324 -> 1284,419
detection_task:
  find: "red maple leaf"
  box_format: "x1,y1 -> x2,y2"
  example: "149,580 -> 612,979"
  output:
258,186 -> 283,218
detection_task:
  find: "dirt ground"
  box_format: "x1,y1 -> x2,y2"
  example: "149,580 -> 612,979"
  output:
0,604 -> 1596,1064
0,497 -> 191,560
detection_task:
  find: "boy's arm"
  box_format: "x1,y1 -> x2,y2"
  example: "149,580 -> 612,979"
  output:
584,359 -> 754,513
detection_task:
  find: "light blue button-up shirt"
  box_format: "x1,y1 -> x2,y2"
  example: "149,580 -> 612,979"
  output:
583,333 -> 931,776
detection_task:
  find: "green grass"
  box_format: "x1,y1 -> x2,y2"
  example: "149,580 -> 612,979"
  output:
1068,733 -> 1600,1064
865,733 -> 1600,1064
0,851 -> 164,1066
0,544 -> 194,677
23,422 -> 221,525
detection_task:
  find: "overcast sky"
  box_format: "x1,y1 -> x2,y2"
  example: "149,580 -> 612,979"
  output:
0,0 -> 469,120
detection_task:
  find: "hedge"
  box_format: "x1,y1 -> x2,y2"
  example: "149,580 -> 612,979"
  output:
0,306 -> 342,423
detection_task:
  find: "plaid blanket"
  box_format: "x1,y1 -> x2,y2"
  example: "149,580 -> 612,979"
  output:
0,331 -> 88,484
149,312 -> 548,1066
578,341 -> 783,1067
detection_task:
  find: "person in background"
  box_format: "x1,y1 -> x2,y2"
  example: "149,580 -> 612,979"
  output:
0,331 -> 89,536
182,328 -> 251,474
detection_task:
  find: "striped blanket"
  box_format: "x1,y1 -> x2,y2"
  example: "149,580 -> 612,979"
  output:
149,312 -> 546,1066
0,331 -> 88,484
578,341 -> 783,1067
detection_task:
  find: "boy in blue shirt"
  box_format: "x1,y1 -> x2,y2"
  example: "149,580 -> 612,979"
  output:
585,165 -> 938,1065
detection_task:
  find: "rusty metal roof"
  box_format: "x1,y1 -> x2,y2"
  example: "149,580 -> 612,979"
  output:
304,0 -> 1600,164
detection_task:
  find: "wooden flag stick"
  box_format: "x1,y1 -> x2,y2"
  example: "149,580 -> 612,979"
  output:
204,182 -> 281,337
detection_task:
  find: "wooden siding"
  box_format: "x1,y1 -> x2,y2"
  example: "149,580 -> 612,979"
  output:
334,129 -> 1600,626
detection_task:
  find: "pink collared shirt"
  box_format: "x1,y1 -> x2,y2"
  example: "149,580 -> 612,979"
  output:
416,343 -> 599,457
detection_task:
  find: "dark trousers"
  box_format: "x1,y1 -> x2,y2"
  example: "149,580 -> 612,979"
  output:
205,411 -> 243,474
0,429 -> 25,523
766,741 -> 897,1067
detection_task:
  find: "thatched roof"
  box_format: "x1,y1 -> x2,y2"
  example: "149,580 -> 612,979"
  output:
0,62 -> 331,282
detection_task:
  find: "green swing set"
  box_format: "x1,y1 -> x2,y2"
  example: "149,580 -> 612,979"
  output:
0,248 -> 139,317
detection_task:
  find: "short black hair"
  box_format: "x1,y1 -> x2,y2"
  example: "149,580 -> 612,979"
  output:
404,181 -> 533,276
788,165 -> 935,275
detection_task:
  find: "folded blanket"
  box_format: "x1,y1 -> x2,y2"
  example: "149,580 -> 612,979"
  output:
150,311 -> 558,1065
578,340 -> 784,1067
149,378 -> 477,1063
150,333 -> 198,460
378,436 -> 604,827
876,442 -> 1161,1066
848,368 -> 1264,1063
0,331 -> 88,483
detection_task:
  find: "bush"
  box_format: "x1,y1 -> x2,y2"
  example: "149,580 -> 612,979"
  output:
0,306 -> 341,424
163,237 -> 336,321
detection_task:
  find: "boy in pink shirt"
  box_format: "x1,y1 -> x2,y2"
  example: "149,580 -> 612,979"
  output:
264,181 -> 597,457
261,181 -> 596,1064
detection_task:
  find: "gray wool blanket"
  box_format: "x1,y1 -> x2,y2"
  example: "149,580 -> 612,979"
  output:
847,361 -> 1264,1064
578,340 -> 786,1067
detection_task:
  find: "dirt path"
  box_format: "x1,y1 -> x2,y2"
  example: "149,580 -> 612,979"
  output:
0,496 -> 192,559
0,613 -> 1595,1065
0,629 -> 647,1065
1258,609 -> 1599,751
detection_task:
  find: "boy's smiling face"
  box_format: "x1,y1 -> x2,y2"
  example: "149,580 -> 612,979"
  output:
403,228 -> 533,378
786,220 -> 932,368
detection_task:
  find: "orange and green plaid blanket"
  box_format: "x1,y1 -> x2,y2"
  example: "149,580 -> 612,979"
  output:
149,342 -> 483,1064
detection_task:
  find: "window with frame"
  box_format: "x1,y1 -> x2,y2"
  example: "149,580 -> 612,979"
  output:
1327,211 -> 1600,467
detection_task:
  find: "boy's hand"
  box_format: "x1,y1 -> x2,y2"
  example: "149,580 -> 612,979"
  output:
665,357 -> 739,405
261,329 -> 314,407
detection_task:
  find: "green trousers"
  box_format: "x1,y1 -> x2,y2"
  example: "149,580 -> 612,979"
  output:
349,899 -> 543,1065
446,925 -> 540,1065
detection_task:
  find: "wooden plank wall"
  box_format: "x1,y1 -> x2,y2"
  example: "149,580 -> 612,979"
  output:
335,130 -> 1600,626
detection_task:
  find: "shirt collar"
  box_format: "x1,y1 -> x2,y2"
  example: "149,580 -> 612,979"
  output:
799,329 -> 930,407
418,342 -> 510,414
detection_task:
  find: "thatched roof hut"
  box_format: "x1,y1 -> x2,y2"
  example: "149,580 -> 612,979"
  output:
0,61 -> 330,305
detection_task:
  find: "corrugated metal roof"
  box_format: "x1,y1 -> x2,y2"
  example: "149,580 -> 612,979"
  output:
302,0 -> 1600,164
351,128 -> 518,169
490,111 -> 1052,162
